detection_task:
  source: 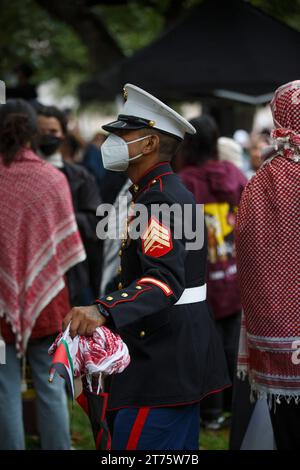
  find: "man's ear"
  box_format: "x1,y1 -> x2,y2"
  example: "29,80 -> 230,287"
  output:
142,134 -> 159,155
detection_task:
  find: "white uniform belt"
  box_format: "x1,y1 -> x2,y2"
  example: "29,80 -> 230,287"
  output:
174,284 -> 207,305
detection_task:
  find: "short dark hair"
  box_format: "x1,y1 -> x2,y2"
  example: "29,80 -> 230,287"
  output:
142,128 -> 181,162
179,115 -> 219,166
36,104 -> 68,135
0,99 -> 38,166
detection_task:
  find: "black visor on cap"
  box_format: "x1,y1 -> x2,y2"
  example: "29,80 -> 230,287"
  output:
102,114 -> 153,132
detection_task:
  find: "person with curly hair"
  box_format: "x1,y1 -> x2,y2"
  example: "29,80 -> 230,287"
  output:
0,99 -> 86,449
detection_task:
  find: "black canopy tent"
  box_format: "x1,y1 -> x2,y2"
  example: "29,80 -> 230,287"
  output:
79,0 -> 300,133
80,0 -> 300,100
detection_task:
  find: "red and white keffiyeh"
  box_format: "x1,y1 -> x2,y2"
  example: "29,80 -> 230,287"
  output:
49,324 -> 130,396
271,80 -> 300,159
236,80 -> 300,405
0,149 -> 86,356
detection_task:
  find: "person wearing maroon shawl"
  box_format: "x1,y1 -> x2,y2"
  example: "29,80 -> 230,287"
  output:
236,80 -> 300,450
0,99 -> 86,449
178,115 -> 247,429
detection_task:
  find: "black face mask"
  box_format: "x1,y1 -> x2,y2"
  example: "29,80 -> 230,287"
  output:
39,134 -> 62,157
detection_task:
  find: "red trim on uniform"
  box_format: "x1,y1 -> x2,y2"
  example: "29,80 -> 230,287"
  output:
199,384 -> 231,401
133,171 -> 173,200
108,386 -> 232,412
126,407 -> 151,450
135,161 -> 169,184
155,171 -> 173,180
144,172 -> 166,193
109,401 -> 199,412
96,285 -> 152,309
158,176 -> 163,192
137,277 -> 173,296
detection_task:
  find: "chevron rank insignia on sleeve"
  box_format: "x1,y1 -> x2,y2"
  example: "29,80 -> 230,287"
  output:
141,216 -> 173,258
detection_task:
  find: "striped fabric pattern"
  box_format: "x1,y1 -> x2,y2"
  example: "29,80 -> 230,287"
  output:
0,149 -> 86,356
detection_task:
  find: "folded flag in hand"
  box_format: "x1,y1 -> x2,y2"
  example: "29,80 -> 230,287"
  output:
48,323 -> 130,449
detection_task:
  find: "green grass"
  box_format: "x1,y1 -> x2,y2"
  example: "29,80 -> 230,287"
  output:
26,401 -> 230,450
69,401 -> 94,450
200,428 -> 229,450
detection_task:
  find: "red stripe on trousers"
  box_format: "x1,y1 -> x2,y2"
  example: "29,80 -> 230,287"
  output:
126,407 -> 150,450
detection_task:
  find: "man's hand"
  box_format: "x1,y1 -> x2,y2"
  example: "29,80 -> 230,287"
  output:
62,305 -> 106,338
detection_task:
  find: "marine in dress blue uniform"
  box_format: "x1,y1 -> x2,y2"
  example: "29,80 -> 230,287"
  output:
94,85 -> 230,450
64,84 -> 230,450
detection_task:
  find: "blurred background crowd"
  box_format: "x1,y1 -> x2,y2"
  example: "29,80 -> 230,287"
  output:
0,0 -> 299,451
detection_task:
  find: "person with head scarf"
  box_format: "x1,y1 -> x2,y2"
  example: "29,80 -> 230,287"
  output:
236,80 -> 300,450
0,99 -> 86,449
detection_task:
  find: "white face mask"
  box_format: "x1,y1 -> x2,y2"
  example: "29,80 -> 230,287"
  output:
101,134 -> 150,172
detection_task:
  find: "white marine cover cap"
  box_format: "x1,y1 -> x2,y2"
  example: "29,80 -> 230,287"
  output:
102,83 -> 196,140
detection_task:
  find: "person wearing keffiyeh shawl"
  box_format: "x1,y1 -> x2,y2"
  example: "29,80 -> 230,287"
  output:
0,99 -> 86,450
236,80 -> 300,450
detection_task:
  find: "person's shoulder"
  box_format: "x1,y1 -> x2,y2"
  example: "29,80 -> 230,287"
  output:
27,151 -> 68,186
15,151 -> 70,207
64,161 -> 89,176
64,161 -> 97,182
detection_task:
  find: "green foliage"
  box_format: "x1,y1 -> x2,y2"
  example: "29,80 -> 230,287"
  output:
95,2 -> 164,56
0,0 -> 299,93
0,0 -> 89,90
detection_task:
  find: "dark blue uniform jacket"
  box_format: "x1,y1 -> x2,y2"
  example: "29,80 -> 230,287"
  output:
96,162 -> 230,410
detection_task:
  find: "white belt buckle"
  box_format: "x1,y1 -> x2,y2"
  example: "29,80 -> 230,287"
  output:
174,284 -> 207,306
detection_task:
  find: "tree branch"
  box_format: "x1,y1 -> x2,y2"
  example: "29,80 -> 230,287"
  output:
35,0 -> 124,74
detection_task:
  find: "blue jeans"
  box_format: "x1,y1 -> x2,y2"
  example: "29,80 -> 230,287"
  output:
0,335 -> 71,450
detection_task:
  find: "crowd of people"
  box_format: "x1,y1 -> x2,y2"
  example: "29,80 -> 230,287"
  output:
0,78 -> 298,451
